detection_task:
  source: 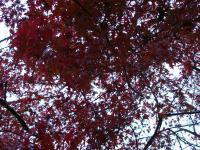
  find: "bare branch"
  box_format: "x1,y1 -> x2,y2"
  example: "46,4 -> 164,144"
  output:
178,128 -> 200,138
165,111 -> 200,117
143,115 -> 163,150
0,36 -> 10,43
192,66 -> 200,72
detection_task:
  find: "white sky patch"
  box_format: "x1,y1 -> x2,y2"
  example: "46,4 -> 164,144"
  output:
0,23 -> 10,47
165,63 -> 180,78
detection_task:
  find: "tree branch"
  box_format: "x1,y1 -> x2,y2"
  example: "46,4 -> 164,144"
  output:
165,111 -> 200,117
123,66 -> 144,98
0,36 -> 10,43
192,66 -> 200,72
0,129 -> 21,137
178,128 -> 200,138
0,99 -> 29,131
143,115 -> 163,150
73,0 -> 91,16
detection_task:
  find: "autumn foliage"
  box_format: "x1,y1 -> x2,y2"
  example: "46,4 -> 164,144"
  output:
0,0 -> 200,149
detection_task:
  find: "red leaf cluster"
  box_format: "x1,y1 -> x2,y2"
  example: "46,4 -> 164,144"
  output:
0,0 -> 199,149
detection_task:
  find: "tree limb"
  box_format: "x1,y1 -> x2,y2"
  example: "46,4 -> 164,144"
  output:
0,99 -> 29,131
143,115 -> 163,150
73,0 -> 91,16
192,66 -> 200,72
165,111 -> 200,117
178,128 -> 200,138
0,36 -> 10,43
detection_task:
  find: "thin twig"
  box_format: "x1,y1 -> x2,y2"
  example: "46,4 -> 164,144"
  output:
0,36 -> 11,43
192,66 -> 200,72
165,111 -> 200,117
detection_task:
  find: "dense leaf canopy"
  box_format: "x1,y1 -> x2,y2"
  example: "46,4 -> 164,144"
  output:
0,0 -> 200,149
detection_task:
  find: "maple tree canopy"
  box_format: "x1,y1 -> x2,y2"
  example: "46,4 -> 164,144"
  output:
0,0 -> 200,149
